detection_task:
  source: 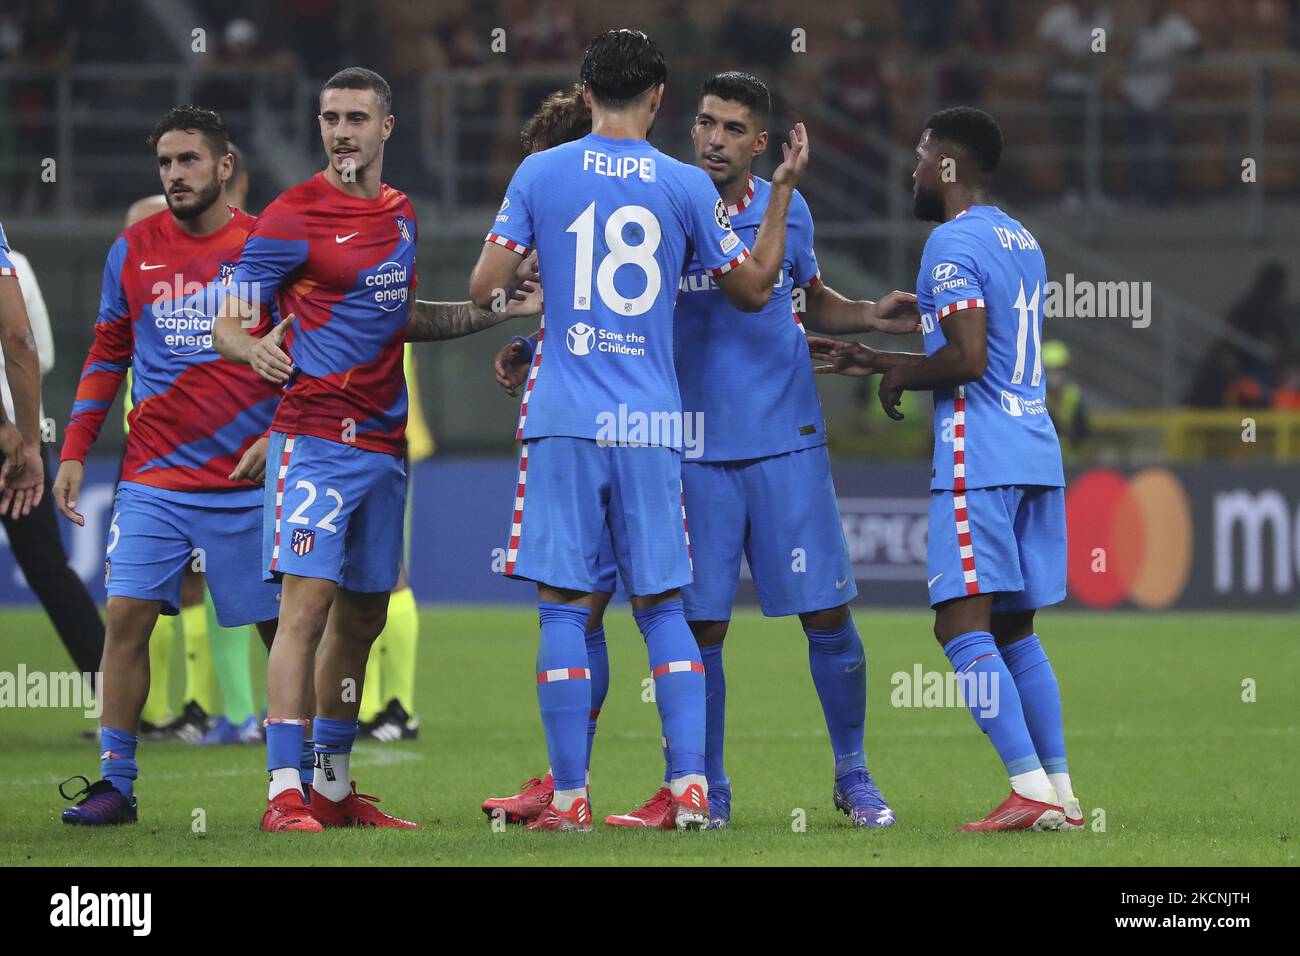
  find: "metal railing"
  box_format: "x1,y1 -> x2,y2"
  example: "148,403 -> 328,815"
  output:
3,51 -> 1293,413
0,63 -> 320,221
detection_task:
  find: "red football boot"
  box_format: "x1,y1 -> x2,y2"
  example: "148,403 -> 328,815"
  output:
261,788 -> 323,833
309,781 -> 421,829
481,773 -> 553,824
1062,797 -> 1085,830
669,782 -> 709,831
960,791 -> 1066,832
604,785 -> 675,829
525,795 -> 592,832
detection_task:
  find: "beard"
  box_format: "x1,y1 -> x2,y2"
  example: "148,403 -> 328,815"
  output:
167,176 -> 222,221
913,183 -> 945,223
702,157 -> 734,188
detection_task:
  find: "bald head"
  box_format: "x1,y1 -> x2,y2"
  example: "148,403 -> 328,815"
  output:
125,195 -> 169,228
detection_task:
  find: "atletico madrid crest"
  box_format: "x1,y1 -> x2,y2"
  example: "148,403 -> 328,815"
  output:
396,215 -> 411,243
290,528 -> 315,557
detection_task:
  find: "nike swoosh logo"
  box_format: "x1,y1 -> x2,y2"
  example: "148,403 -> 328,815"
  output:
139,263 -> 166,271
843,657 -> 865,673
335,232 -> 359,243
927,573 -> 944,588
835,577 -> 849,589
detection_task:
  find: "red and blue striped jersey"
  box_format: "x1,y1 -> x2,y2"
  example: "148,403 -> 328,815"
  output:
60,208 -> 282,504
229,172 -> 418,457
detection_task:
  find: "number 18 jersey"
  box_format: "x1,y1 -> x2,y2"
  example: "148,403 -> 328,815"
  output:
486,133 -> 749,446
917,205 -> 1064,491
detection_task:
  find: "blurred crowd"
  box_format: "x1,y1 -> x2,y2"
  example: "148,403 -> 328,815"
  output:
1188,262 -> 1300,411
4,0 -> 1300,205
3,0 -> 1300,423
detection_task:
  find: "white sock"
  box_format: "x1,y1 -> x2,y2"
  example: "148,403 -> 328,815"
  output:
313,751 -> 351,802
552,787 -> 586,812
1009,768 -> 1057,804
669,773 -> 708,800
1049,772 -> 1076,804
268,767 -> 301,801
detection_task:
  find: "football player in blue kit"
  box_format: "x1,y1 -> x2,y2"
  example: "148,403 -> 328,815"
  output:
810,107 -> 1083,832
469,31 -> 809,832
486,73 -> 920,831
607,72 -> 914,830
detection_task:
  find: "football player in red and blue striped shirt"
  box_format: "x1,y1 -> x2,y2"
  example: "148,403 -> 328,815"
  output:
215,67 -> 540,832
54,105 -> 283,827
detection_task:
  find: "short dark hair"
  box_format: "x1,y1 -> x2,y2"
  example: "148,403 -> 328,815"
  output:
321,66 -> 392,116
579,30 -> 667,108
700,71 -> 770,127
521,84 -> 592,153
925,106 -> 1003,175
147,104 -> 229,160
228,141 -> 245,179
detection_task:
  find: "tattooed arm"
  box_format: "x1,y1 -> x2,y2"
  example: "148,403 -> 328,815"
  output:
404,295 -> 538,342
408,249 -> 541,342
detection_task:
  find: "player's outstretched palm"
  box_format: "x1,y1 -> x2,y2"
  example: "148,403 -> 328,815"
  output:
251,313 -> 296,384
494,339 -> 532,396
503,278 -> 542,319
807,335 -> 877,376
772,122 -> 809,189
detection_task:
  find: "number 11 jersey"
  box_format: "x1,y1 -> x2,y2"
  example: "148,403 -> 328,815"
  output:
917,205 -> 1064,491
486,133 -> 749,447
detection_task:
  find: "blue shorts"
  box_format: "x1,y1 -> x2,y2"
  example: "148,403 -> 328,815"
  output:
105,483 -> 280,627
263,432 -> 406,593
594,529 -> 619,594
681,445 -> 857,620
927,485 -> 1067,612
504,437 -> 691,597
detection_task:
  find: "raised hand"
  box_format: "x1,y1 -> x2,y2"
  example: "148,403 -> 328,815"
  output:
772,122 -> 810,189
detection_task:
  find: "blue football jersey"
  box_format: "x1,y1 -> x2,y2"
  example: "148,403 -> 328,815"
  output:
487,133 -> 750,447
674,175 -> 825,462
917,205 -> 1064,491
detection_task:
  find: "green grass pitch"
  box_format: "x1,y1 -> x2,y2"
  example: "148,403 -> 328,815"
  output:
1,606 -> 1295,866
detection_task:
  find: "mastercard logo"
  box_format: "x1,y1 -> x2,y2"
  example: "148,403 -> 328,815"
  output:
1065,468 -> 1193,608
